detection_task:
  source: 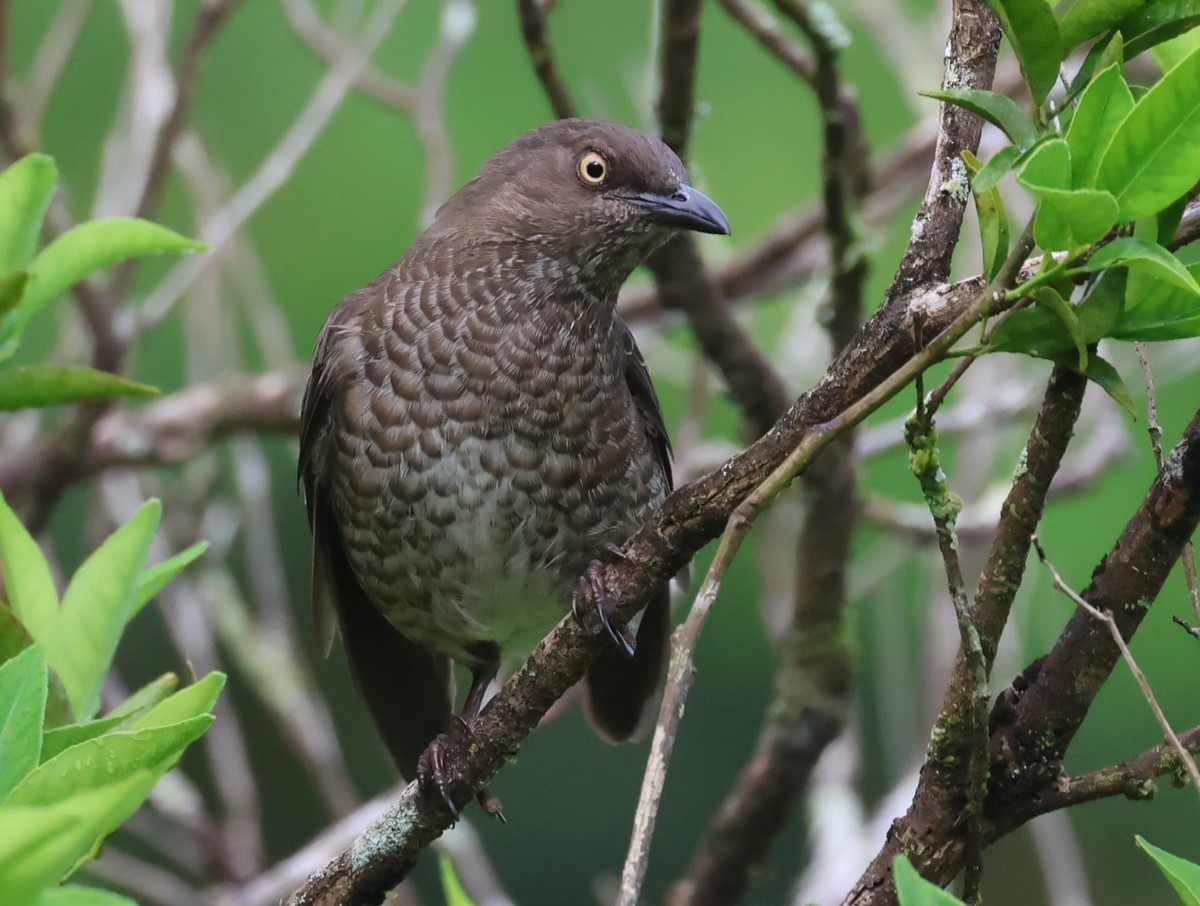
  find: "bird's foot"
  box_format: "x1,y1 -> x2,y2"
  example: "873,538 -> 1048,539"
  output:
572,556 -> 636,657
416,716 -> 506,822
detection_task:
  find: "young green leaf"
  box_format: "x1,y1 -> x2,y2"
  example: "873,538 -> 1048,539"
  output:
1112,264 -> 1200,339
0,366 -> 159,412
1017,137 -> 1073,191
1059,0 -> 1144,52
1083,236 -> 1200,295
0,770 -> 157,904
107,672 -> 179,720
1032,187 -> 1120,250
920,89 -> 1038,148
1067,65 -> 1135,188
0,491 -> 59,646
132,672 -> 225,730
0,218 -> 207,355
1136,835 -> 1200,905
0,645 -> 47,803
894,855 -> 967,906
48,499 -> 162,721
0,604 -> 32,667
988,0 -> 1063,104
963,150 -> 1012,278
33,886 -> 139,906
1119,0 -> 1200,58
1032,287 -> 1089,368
40,715 -> 128,764
1152,15 -> 1200,69
1070,30 -> 1126,100
133,541 -> 209,616
1063,353 -> 1137,416
0,154 -> 56,275
972,146 -> 1022,193
1096,45 -> 1200,221
0,271 -> 28,319
6,715 -> 213,808
988,271 -> 1125,356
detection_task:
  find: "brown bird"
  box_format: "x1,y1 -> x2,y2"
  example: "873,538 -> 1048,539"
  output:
299,119 -> 730,804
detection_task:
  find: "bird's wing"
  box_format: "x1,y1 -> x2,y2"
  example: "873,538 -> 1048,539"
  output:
584,319 -> 673,741
618,319 -> 673,491
299,284 -> 453,779
299,292 -> 361,652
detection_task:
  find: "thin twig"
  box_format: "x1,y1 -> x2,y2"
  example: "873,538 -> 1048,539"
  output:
715,0 -> 814,83
516,0 -> 576,119
1032,535 -> 1200,799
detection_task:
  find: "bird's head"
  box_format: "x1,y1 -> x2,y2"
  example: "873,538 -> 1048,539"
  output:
427,119 -> 730,292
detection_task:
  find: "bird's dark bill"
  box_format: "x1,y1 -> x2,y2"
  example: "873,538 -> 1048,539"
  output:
620,185 -> 731,236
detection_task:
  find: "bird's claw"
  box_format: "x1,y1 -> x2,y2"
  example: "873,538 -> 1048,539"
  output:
416,717 -> 506,822
572,558 -> 636,657
416,729 -> 461,821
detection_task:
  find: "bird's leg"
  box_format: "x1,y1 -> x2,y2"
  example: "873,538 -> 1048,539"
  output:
416,645 -> 506,821
572,545 -> 637,657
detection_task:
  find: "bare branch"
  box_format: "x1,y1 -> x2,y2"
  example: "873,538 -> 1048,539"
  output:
517,0 -> 576,119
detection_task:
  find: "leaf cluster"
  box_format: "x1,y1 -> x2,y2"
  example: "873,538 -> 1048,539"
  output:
0,494 -> 220,906
0,154 -> 205,409
926,0 -> 1200,409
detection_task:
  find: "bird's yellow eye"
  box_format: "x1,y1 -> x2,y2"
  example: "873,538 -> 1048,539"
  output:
578,151 -> 609,186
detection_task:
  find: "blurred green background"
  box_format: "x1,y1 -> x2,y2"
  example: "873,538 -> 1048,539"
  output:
8,1 -> 1200,903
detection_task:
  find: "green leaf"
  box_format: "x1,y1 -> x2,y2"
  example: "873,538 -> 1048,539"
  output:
0,770 -> 157,904
988,0 -> 1063,104
40,715 -> 128,764
1033,188 -> 1120,249
894,855 -> 967,906
1137,835 -> 1200,905
1119,0 -> 1200,58
1059,0 -> 1146,51
921,89 -> 1038,148
0,154 -> 57,275
0,365 -> 159,412
0,218 -> 207,356
1033,286 -> 1089,367
1113,264 -> 1200,338
963,150 -> 1012,278
108,672 -> 178,720
133,672 -> 225,730
1096,45 -> 1200,221
0,271 -> 28,319
990,270 -> 1125,355
1083,236 -> 1200,294
1067,65 -> 1135,188
6,715 -> 213,808
439,853 -> 479,906
1070,30 -> 1126,100
1063,352 -> 1138,416
1017,137 -> 1073,191
0,604 -> 32,667
0,645 -> 47,803
972,145 -> 1022,193
1152,14 -> 1200,68
33,886 -> 139,906
1156,193 -> 1190,245
0,491 -> 59,646
48,499 -> 161,721
133,540 -> 208,616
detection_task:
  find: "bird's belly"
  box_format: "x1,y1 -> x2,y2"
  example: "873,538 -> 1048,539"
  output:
334,432 -> 651,665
